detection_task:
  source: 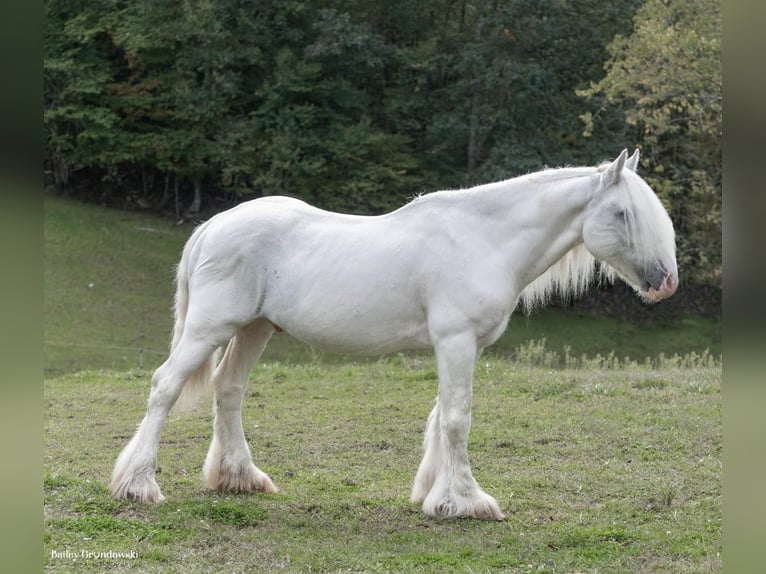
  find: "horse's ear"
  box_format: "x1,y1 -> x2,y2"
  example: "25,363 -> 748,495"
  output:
625,148 -> 640,172
603,149 -> 628,187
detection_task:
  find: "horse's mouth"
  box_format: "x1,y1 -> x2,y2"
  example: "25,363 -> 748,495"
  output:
641,272 -> 678,302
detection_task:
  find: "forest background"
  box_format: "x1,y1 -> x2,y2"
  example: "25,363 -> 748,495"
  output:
44,0 -> 721,300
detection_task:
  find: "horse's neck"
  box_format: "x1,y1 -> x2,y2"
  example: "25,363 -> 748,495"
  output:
476,174 -> 594,289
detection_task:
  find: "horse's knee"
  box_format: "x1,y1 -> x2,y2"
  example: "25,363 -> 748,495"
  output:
150,363 -> 168,390
147,377 -> 183,411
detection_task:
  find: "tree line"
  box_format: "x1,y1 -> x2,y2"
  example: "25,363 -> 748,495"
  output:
44,0 -> 720,286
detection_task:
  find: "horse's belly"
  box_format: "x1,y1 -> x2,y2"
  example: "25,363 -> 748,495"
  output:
274,314 -> 432,356
291,327 -> 431,356
266,288 -> 432,356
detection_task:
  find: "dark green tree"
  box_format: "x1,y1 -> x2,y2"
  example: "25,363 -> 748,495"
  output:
44,0 -> 128,187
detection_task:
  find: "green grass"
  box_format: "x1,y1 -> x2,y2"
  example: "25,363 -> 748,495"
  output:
44,358 -> 721,573
44,195 -> 721,376
44,195 -> 193,375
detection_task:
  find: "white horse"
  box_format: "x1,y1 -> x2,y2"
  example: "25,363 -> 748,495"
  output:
111,149 -> 677,520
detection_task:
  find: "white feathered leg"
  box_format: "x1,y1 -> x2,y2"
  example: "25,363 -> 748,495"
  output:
203,319 -> 278,494
411,399 -> 441,504
111,337 -> 218,502
416,332 -> 504,520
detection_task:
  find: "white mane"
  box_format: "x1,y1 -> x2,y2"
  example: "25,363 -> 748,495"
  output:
519,243 -> 607,313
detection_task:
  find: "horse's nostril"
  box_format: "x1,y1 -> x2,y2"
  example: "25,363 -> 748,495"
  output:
642,280 -> 652,292
664,272 -> 678,294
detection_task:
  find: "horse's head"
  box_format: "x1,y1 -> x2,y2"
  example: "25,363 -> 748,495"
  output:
582,149 -> 678,302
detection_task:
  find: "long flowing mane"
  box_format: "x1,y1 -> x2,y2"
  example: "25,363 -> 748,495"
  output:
519,243 -> 606,313
517,167 -> 607,313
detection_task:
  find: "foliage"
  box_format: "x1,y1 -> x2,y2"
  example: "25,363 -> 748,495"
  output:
578,0 -> 722,285
44,0 -> 639,204
44,0 -> 720,284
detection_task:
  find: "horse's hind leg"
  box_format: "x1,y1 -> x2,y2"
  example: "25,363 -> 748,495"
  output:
203,318 -> 278,494
111,335 -> 221,503
411,399 -> 441,504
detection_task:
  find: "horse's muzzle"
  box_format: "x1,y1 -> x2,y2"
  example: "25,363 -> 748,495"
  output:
644,266 -> 678,302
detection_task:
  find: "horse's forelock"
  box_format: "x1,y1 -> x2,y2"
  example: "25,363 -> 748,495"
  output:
613,170 -> 676,266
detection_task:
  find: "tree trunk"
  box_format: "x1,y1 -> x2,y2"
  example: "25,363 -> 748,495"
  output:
141,164 -> 148,197
467,90 -> 482,170
466,20 -> 486,171
52,158 -> 69,190
188,178 -> 202,214
174,176 -> 181,220
158,171 -> 171,209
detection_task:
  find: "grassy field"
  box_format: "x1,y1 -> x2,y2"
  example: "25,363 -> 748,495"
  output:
44,196 -> 190,375
44,355 -> 721,573
44,195 -> 721,376
44,195 -> 721,572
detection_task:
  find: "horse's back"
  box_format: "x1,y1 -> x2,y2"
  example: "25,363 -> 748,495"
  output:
182,196 -> 433,353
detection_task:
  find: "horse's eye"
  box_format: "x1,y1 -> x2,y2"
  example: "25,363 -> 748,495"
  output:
615,209 -> 627,221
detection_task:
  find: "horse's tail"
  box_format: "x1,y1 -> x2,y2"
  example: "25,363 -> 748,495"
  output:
171,223 -> 220,411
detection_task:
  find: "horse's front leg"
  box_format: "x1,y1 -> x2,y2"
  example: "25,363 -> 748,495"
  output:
413,332 -> 504,520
